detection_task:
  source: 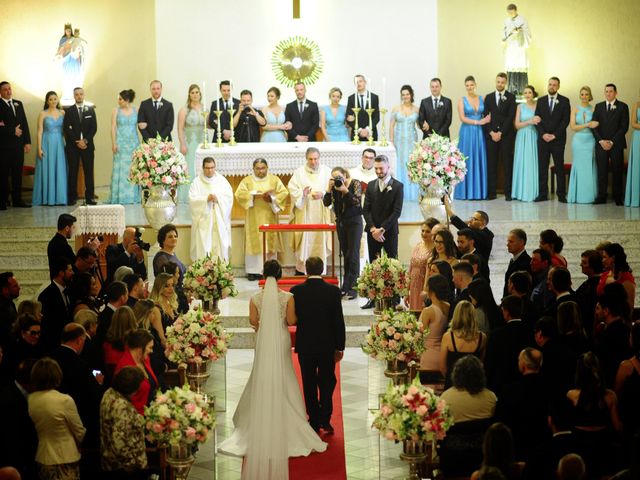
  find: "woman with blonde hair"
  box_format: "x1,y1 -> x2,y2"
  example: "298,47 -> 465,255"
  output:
150,272 -> 178,333
132,299 -> 168,393
104,306 -> 138,375
177,84 -> 205,202
439,300 -> 487,388
320,87 -> 349,142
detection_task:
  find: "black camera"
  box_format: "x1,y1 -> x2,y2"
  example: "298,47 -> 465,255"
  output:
133,227 -> 151,251
333,177 -> 344,188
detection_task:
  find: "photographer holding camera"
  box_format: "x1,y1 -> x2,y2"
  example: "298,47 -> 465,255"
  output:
323,167 -> 363,299
106,227 -> 148,286
233,89 -> 266,143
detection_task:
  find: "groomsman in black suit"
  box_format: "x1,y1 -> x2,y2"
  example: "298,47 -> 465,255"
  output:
0,81 -> 32,209
418,78 -> 452,138
207,80 -> 240,143
503,228 -> 531,297
483,73 -> 517,200
534,77 -> 570,202
284,82 -> 319,142
63,87 -> 97,205
346,74 -> 380,141
291,257 -> 345,434
591,83 -> 630,205
137,80 -> 174,141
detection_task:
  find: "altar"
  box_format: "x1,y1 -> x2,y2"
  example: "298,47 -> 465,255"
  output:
195,141 -> 397,219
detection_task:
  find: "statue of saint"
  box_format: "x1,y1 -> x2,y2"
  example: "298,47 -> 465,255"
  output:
56,23 -> 87,105
502,4 -> 531,96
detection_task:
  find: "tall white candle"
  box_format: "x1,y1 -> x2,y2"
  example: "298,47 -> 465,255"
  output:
382,77 -> 386,109
354,77 -> 358,109
216,79 -> 220,111
229,78 -> 233,102
368,77 -> 372,109
202,81 -> 206,109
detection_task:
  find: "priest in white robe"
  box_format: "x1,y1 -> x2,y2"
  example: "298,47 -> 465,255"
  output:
288,147 -> 332,274
349,148 -> 378,270
189,157 -> 233,262
235,158 -> 289,280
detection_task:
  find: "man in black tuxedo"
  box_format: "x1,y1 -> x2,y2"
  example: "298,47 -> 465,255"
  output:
0,81 -> 31,209
105,227 -> 147,285
207,80 -> 240,143
575,249 -> 602,338
38,256 -> 74,353
456,228 -> 490,282
346,74 -> 380,141
451,262 -> 473,310
444,196 -> 494,259
137,80 -> 174,141
284,82 -> 319,142
291,257 -> 345,434
503,228 -> 531,297
543,267 -> 576,319
591,83 -> 630,205
507,271 -> 539,330
418,78 -> 452,138
47,213 -> 76,277
63,87 -> 97,205
0,272 -> 20,350
483,73 -> 517,200
534,77 -> 571,202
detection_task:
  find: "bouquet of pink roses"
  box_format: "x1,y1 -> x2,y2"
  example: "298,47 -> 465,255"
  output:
183,254 -> 238,303
357,250 -> 409,300
362,309 -> 426,362
129,135 -> 189,188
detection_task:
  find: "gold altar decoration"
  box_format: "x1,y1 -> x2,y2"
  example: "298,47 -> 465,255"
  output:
271,36 -> 323,87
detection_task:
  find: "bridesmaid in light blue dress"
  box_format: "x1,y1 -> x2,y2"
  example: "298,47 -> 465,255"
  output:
109,89 -> 140,204
625,100 -> 640,207
512,85 -> 540,202
568,87 -> 598,204
33,91 -> 67,206
454,76 -> 489,200
178,84 -> 205,203
390,85 -> 420,201
261,87 -> 287,142
320,87 -> 350,142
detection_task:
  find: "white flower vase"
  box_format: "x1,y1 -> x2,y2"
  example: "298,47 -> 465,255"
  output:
142,185 -> 177,231
419,186 -> 447,222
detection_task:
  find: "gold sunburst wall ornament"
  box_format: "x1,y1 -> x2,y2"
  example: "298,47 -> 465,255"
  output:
271,36 -> 323,87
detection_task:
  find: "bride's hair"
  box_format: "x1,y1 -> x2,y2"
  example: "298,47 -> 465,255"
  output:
263,259 -> 282,280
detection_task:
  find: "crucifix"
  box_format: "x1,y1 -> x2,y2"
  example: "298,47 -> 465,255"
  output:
293,0 -> 300,18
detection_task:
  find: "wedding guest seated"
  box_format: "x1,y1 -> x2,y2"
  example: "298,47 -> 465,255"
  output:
614,322 -> 640,447
100,366 -> 148,479
150,273 -> 178,335
70,271 -> 101,316
17,298 -> 42,321
440,300 -> 487,389
152,224 -> 186,300
132,299 -> 167,385
3,313 -> 44,375
470,423 -> 520,480
468,278 -> 502,333
557,454 -> 587,480
534,316 -> 577,398
575,249 -> 603,338
115,329 -> 158,415
539,229 -> 567,267
419,275 -> 451,372
113,266 -> 133,284
95,281 -> 129,356
123,273 -> 145,308
28,357 -> 86,480
103,306 -> 137,379
598,242 -> 636,313
158,261 -> 188,314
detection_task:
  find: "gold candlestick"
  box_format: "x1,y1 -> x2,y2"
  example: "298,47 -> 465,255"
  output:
214,110 -> 223,147
378,108 -> 389,146
199,110 -> 209,149
351,107 -> 361,145
228,107 -> 237,146
366,107 -> 375,146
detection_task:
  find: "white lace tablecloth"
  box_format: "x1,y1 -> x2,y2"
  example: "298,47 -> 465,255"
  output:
70,205 -> 126,236
195,142 -> 397,176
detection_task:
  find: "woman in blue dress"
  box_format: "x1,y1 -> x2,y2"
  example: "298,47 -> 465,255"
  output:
33,91 -> 67,206
320,87 -> 349,142
177,84 -> 205,203
625,98 -> 640,207
568,86 -> 599,204
389,85 -> 420,201
261,87 -> 288,142
512,85 -> 540,202
109,89 -> 140,204
454,76 -> 490,200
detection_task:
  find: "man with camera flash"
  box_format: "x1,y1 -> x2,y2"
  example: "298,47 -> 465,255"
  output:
232,89 -> 266,143
105,226 -> 148,285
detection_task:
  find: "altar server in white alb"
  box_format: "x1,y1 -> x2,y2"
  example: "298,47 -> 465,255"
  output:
234,158 -> 289,280
288,147 -> 332,274
189,157 -> 233,262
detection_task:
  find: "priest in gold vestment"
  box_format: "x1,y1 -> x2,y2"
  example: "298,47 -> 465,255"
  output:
235,158 -> 289,280
287,147 -> 332,274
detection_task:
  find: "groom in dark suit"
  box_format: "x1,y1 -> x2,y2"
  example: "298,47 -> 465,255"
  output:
0,81 -> 31,210
137,80 -> 174,141
418,78 -> 452,138
346,74 -> 380,141
534,77 -> 570,202
591,83 -> 630,205
291,257 -> 345,434
483,73 -> 517,200
63,87 -> 97,205
207,80 -> 240,143
284,82 -> 319,142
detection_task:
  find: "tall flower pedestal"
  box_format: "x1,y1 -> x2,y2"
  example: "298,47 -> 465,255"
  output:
374,297 -> 394,316
167,443 -> 195,480
186,360 -> 210,395
399,440 -> 429,480
419,186 -> 446,222
142,185 -> 178,230
384,359 -> 408,386
204,299 -> 220,315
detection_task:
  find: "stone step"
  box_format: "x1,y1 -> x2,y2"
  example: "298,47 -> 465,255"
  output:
0,240 -> 51,255
0,254 -> 49,270
226,326 -> 369,349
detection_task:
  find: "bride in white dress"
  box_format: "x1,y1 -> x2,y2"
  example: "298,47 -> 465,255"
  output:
218,260 -> 327,479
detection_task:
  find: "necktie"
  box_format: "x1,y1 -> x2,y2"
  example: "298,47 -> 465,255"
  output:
224,101 -> 228,111
607,103 -> 611,112
78,106 -> 83,123
62,288 -> 70,307
8,100 -> 15,116
153,101 -> 158,110
499,93 -> 505,104
549,97 -> 554,113
433,98 -> 437,109
299,101 -> 304,115
379,180 -> 385,192
360,95 -> 365,109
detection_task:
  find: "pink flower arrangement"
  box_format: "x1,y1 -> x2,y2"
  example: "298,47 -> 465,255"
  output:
184,254 -> 238,302
129,135 -> 189,188
362,310 -> 425,362
372,377 -> 453,442
357,250 -> 409,301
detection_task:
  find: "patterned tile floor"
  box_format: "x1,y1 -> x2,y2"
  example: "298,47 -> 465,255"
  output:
187,348 -> 410,480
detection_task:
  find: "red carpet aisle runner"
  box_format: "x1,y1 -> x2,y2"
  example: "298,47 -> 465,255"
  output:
288,351 -> 347,480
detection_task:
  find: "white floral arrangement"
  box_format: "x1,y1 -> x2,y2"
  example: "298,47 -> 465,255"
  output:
144,385 -> 215,446
129,135 -> 189,188
165,306 -> 232,365
357,250 -> 409,300
184,254 -> 238,303
373,377 -> 453,442
362,309 -> 426,362
407,133 -> 467,196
